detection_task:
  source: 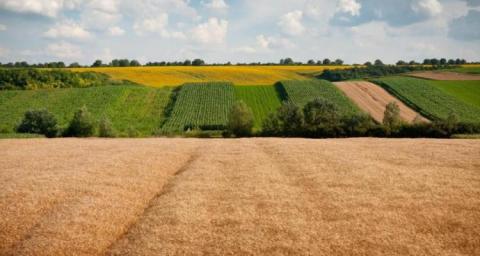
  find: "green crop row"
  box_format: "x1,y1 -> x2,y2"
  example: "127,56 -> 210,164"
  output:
235,86 -> 282,129
276,79 -> 361,116
372,76 -> 480,122
161,82 -> 235,132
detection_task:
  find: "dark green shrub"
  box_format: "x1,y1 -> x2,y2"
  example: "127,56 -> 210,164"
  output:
16,109 -> 58,138
98,116 -> 115,138
227,101 -> 254,137
303,98 -> 342,137
64,106 -> 95,137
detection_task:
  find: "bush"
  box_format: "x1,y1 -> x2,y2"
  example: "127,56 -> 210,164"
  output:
98,116 -> 115,138
342,114 -> 375,137
383,102 -> 402,135
227,101 -> 254,137
303,98 -> 342,137
16,109 -> 58,138
64,106 -> 95,137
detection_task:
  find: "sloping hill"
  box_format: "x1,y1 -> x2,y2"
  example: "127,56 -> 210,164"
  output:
277,79 -> 361,116
373,77 -> 480,122
0,85 -> 171,136
334,81 -> 428,123
235,86 -> 282,129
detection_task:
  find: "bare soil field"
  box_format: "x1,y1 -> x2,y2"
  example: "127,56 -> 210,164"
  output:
1,138 -> 479,256
408,71 -> 480,80
335,81 -> 428,123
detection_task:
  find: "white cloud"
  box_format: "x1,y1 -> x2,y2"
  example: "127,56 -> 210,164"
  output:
278,10 -> 305,36
0,0 -> 73,17
234,46 -> 256,54
108,26 -> 125,36
134,14 -> 169,35
337,0 -> 361,16
202,0 -> 228,11
412,0 -> 443,16
256,34 -> 295,50
44,20 -> 92,40
47,41 -> 82,59
191,17 -> 228,44
0,24 -> 6,31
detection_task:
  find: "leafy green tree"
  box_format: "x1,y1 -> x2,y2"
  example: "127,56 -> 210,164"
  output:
65,106 -> 95,137
383,101 -> 401,134
17,109 -> 58,138
307,59 -> 315,65
342,113 -> 374,136
92,60 -> 103,67
277,102 -> 304,136
283,58 -> 294,65
374,59 -> 384,66
130,60 -> 141,66
183,59 -> 192,66
323,58 -> 331,65
334,59 -> 344,65
227,101 -> 254,137
303,98 -> 341,137
262,112 -> 282,136
192,59 -> 205,66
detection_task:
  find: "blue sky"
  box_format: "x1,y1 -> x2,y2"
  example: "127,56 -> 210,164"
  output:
0,0 -> 479,65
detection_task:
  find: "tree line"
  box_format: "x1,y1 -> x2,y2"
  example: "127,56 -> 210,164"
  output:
1,57 -> 477,69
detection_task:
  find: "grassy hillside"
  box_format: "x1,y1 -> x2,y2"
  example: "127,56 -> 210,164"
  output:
431,80 -> 480,108
373,77 -> 480,122
161,82 -> 235,132
0,85 -> 171,136
70,66 -> 348,87
277,79 -> 361,115
235,86 -> 282,129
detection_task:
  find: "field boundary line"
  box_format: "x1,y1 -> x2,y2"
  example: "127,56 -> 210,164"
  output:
103,150 -> 201,254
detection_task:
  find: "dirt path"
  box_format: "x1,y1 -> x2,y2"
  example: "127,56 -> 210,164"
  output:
1,138 -> 480,255
335,81 -> 428,123
408,71 -> 480,80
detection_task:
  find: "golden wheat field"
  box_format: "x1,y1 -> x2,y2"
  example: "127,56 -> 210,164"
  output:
1,138 -> 479,256
70,66 -> 347,87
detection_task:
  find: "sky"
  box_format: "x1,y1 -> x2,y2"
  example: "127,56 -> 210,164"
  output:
0,0 -> 479,65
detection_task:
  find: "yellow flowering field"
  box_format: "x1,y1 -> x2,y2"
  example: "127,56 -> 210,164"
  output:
70,66 -> 348,87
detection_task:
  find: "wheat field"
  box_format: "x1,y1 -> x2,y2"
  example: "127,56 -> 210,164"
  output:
70,66 -> 347,87
1,138 -> 479,255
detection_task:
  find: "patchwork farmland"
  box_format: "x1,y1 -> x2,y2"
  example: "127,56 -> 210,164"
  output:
334,81 -> 428,123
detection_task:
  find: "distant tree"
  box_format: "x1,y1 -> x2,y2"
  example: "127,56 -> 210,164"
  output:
192,59 -> 205,66
183,59 -> 192,66
423,59 -> 432,65
431,58 -> 440,65
92,60 -> 103,67
307,59 -> 315,65
334,59 -> 344,65
111,59 -> 120,67
323,58 -> 331,65
396,60 -> 407,65
383,102 -> 401,135
17,109 -> 58,138
65,106 -> 95,137
283,58 -> 294,65
130,60 -> 141,66
69,62 -> 81,68
341,114 -> 374,137
227,101 -> 254,137
374,59 -> 384,66
447,59 -> 455,65
119,59 -> 130,67
409,60 -> 418,65
440,58 -> 447,65
262,102 -> 303,136
364,61 -> 372,66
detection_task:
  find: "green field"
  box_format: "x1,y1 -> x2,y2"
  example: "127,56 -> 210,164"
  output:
277,79 -> 361,115
451,66 -> 480,74
235,86 -> 282,129
0,85 -> 171,136
373,77 -> 480,122
431,80 -> 480,108
161,82 -> 235,132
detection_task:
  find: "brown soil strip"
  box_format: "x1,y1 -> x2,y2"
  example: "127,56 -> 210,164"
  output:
335,81 -> 429,123
408,71 -> 480,80
1,138 -> 480,255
